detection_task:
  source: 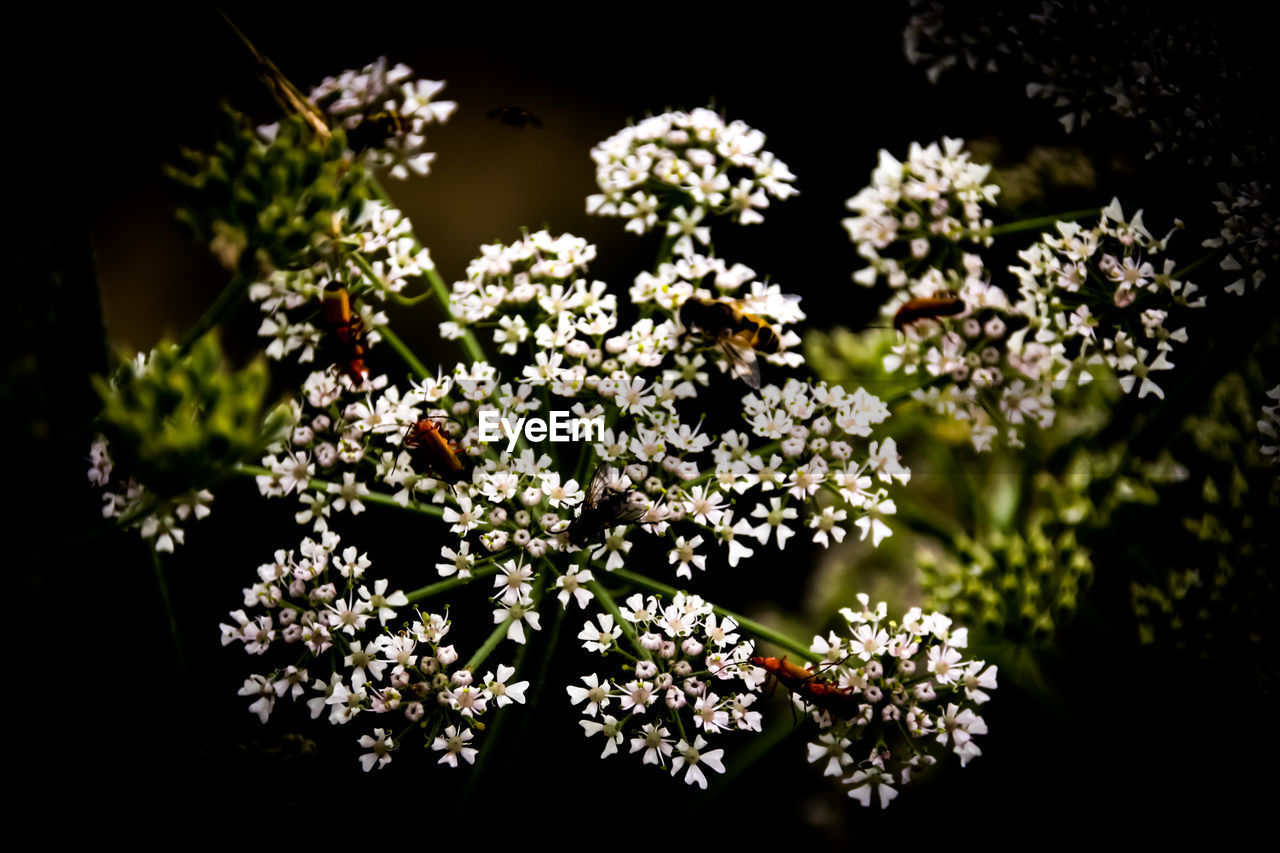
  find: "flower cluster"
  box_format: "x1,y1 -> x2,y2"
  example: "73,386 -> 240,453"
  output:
903,3 -> 1278,298
222,530 -> 527,771
88,335 -> 289,551
236,181 -> 919,778
587,107 -> 796,250
166,108 -> 369,274
250,195 -> 443,381
90,435 -> 214,553
570,591 -> 764,789
310,56 -> 457,180
146,70 -> 1001,795
1010,199 -> 1204,400
438,230 -> 602,344
843,136 -> 999,290
800,595 -> 996,807
903,2 -> 1261,159
846,136 -> 1204,449
1204,169 -> 1276,296
230,211 -> 913,584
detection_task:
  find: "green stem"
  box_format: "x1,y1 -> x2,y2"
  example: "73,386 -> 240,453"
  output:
376,324 -> 431,380
467,614 -> 515,671
654,232 -> 678,269
609,568 -> 813,661
984,207 -> 1102,238
404,562 -> 503,604
388,289 -> 433,306
179,273 -> 249,352
150,547 -> 187,675
231,464 -> 444,517
459,604 -> 540,805
1171,245 -> 1226,282
586,579 -> 652,660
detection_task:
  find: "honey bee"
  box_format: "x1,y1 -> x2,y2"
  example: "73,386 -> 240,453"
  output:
892,292 -> 966,333
678,297 -> 783,390
400,417 -> 469,486
346,110 -> 412,153
565,463 -> 650,547
487,105 -> 542,129
321,283 -> 368,384
750,655 -> 860,719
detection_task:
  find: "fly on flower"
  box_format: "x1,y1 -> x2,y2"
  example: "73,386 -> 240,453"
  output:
677,296 -> 787,390
892,291 -> 966,334
322,283 -> 369,385
565,463 -> 650,547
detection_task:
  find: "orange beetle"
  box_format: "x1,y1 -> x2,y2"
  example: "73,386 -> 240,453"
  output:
322,283 -> 368,384
892,293 -> 966,333
750,655 -> 860,719
402,418 -> 468,485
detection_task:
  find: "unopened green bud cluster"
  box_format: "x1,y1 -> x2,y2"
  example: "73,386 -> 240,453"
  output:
920,469 -> 1096,646
93,334 -> 285,497
167,108 -> 368,274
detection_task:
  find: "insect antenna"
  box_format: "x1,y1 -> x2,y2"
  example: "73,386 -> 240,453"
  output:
387,419 -> 415,479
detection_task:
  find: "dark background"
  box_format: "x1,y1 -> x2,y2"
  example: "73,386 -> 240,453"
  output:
11,1 -> 1280,843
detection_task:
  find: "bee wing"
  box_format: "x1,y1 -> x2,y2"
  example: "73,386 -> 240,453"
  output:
717,338 -> 762,390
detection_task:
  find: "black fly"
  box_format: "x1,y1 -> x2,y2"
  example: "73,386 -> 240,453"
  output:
566,463 -> 650,547
487,105 -> 542,129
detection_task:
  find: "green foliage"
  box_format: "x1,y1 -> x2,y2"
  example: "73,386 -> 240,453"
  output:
92,334 -> 289,497
966,141 -> 1098,211
166,107 -> 368,275
804,324 -> 1129,652
919,469 -> 1096,646
1128,371 -> 1280,656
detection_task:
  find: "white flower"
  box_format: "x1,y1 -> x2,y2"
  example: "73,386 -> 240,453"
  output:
670,735 -> 725,789
357,729 -> 394,772
432,725 -> 477,767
